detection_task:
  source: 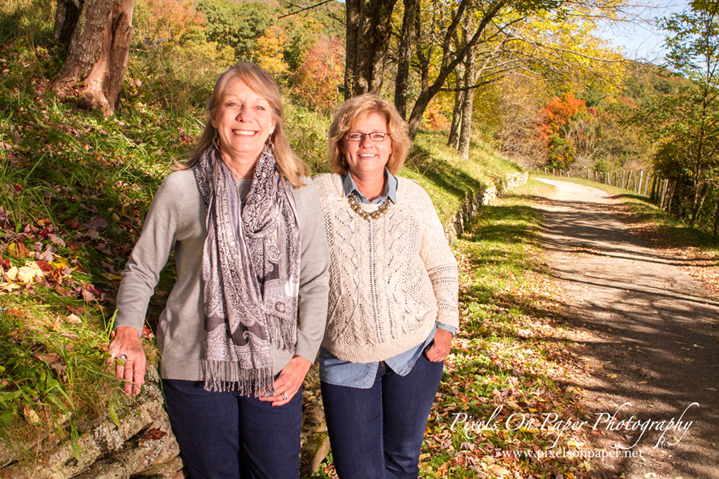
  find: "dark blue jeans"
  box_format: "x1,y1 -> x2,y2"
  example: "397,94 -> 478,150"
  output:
163,379 -> 302,479
320,354 -> 444,479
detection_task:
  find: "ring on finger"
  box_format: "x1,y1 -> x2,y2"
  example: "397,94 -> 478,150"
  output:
118,354 -> 128,361
281,392 -> 288,401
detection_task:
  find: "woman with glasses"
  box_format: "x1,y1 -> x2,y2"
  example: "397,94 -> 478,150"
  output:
313,94 -> 458,479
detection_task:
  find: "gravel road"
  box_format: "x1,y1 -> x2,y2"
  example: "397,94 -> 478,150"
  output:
535,178 -> 719,479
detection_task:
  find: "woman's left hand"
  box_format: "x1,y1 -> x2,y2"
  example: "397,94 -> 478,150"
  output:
425,328 -> 453,362
260,355 -> 312,406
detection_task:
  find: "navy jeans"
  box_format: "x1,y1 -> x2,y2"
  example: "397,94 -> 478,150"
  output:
163,379 -> 302,479
320,354 -> 444,479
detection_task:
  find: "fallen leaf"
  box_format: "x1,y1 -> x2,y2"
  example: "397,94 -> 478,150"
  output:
16,262 -> 44,283
23,406 -> 41,425
142,427 -> 167,440
65,314 -> 82,324
55,285 -> 69,296
81,286 -> 96,302
683,358 -> 694,363
606,374 -> 617,379
142,325 -> 155,340
5,266 -> 18,281
0,282 -> 20,292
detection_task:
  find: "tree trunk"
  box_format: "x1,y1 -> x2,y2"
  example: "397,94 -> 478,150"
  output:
447,72 -> 464,149
690,182 -> 710,226
344,0 -> 397,99
651,176 -> 658,202
53,0 -> 135,117
666,180 -> 677,213
394,0 -> 419,120
714,192 -> 719,237
457,42 -> 476,160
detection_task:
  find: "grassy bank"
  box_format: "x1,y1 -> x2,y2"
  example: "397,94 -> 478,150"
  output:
421,180 -> 595,479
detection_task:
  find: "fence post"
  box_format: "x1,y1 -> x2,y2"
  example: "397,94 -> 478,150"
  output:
651,175 -> 658,201
621,170 -> 625,189
587,169 -> 590,180
659,179 -> 669,210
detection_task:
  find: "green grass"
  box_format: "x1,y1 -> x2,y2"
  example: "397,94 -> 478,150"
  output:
420,179 -> 594,478
404,131 -> 524,224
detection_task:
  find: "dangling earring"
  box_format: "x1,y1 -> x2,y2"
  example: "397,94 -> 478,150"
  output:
266,130 -> 275,151
212,130 -> 220,150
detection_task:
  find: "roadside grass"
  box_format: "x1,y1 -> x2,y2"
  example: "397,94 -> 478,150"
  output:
421,179 -> 596,479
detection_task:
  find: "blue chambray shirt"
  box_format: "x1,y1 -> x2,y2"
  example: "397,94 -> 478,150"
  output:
318,169 -> 456,388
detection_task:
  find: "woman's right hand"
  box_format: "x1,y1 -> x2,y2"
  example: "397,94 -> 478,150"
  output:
108,326 -> 147,395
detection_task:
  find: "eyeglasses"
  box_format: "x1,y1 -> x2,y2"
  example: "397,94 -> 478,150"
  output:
345,132 -> 391,142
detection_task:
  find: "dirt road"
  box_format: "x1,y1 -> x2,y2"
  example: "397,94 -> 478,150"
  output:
535,178 -> 719,479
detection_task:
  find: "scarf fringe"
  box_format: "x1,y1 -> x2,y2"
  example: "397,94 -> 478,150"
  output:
203,360 -> 275,397
269,315 -> 297,352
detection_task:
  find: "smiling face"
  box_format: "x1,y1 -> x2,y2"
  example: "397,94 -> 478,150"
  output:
341,112 -> 393,182
211,76 -> 276,165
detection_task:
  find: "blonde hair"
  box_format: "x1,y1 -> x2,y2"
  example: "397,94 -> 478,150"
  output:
328,94 -> 411,176
177,63 -> 307,188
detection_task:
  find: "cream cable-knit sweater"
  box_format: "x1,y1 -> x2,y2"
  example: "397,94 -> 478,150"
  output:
314,173 -> 459,363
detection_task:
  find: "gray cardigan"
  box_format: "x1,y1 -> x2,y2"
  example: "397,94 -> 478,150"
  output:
114,169 -> 330,380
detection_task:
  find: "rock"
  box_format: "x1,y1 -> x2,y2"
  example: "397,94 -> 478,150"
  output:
0,366 -> 182,479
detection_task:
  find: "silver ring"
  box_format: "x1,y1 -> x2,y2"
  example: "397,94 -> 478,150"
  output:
281,392 -> 288,401
118,354 -> 128,361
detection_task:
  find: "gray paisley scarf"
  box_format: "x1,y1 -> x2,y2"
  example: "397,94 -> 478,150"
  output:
194,145 -> 301,396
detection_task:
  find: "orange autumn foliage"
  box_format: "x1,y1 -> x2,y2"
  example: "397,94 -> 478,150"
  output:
290,36 -> 344,113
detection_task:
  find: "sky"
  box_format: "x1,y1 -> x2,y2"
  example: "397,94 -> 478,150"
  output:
597,0 -> 691,63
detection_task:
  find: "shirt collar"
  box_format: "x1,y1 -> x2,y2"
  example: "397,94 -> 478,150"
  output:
342,169 -> 398,205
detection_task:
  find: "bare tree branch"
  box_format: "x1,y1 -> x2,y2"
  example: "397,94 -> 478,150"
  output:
278,0 -> 335,19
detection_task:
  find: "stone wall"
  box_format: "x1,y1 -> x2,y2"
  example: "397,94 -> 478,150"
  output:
0,366 -> 185,479
444,171 -> 528,243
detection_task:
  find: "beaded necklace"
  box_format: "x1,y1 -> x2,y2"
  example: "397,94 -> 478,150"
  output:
347,192 -> 393,220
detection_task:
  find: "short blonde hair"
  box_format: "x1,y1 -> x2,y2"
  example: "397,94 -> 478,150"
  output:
178,63 -> 307,188
328,94 -> 411,176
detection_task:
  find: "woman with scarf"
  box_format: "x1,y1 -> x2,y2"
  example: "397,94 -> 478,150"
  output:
108,63 -> 330,479
313,94 -> 459,479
